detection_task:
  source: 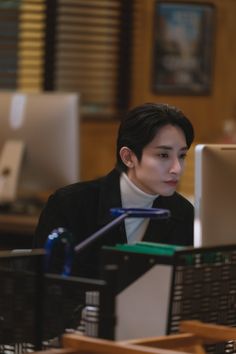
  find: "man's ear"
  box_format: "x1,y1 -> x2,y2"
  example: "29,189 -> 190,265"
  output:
119,147 -> 136,168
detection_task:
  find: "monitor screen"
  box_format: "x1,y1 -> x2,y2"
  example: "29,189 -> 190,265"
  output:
0,92 -> 79,204
194,144 -> 236,247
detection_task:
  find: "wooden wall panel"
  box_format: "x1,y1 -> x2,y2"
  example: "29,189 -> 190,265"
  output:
80,120 -> 119,181
130,0 -> 236,143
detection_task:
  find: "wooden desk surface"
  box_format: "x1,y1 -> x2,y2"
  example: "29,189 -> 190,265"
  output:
0,213 -> 39,235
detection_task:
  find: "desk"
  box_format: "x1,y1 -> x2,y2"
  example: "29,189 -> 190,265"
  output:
0,213 -> 39,249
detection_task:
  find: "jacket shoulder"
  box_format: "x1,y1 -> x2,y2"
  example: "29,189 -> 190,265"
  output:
50,168 -> 120,204
53,178 -> 101,199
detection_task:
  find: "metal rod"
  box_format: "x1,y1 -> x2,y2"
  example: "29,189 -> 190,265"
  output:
74,213 -> 128,254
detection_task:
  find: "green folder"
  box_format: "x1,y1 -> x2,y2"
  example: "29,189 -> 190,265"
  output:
104,241 -> 186,256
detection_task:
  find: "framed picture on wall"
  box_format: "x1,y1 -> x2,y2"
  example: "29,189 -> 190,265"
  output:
153,1 -> 215,95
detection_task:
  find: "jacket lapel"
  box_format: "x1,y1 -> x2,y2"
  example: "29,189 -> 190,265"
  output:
96,169 -> 127,244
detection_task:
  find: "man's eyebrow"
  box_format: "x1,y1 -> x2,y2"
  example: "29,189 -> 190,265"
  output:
155,145 -> 188,151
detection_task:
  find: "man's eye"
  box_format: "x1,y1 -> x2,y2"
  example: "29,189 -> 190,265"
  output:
179,153 -> 187,160
158,153 -> 169,158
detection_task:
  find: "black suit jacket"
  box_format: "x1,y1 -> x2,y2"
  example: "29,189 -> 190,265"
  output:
33,169 -> 193,278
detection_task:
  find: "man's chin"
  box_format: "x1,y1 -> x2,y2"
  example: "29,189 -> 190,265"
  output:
161,189 -> 176,197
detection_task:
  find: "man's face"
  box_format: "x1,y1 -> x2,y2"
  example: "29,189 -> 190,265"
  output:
126,124 -> 188,196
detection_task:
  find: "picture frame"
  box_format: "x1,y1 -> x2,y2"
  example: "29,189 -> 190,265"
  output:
152,1 -> 215,95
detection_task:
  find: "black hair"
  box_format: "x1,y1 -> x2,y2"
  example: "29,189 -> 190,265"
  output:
116,102 -> 194,172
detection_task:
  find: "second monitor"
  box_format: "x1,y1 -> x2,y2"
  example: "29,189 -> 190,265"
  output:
194,144 -> 236,247
0,92 -> 80,205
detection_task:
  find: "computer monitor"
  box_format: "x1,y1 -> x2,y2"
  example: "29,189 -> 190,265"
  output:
194,144 -> 236,247
0,92 -> 79,204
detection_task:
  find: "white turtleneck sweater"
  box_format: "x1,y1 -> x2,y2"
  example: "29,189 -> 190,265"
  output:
120,172 -> 158,244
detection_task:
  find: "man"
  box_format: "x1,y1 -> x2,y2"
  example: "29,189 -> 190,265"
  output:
34,102 -> 194,278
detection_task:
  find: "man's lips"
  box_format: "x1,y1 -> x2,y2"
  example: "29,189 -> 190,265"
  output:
164,180 -> 178,186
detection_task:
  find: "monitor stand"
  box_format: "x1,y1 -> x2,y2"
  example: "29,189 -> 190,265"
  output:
0,140 -> 25,204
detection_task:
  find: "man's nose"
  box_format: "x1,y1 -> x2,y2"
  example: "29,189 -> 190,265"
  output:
169,157 -> 182,174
